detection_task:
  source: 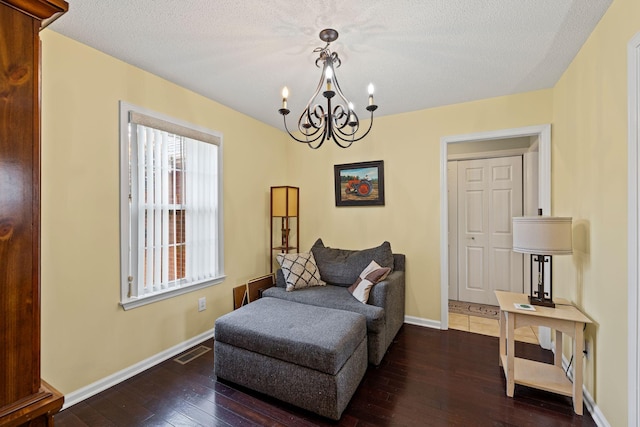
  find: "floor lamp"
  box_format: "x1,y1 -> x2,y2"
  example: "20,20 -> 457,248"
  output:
512,213 -> 573,308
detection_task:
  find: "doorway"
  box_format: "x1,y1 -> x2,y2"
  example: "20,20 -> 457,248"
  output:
449,155 -> 524,306
439,125 -> 551,344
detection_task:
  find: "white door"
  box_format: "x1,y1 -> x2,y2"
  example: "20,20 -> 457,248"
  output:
457,156 -> 523,305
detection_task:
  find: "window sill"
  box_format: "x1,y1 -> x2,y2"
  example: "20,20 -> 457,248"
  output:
120,276 -> 226,311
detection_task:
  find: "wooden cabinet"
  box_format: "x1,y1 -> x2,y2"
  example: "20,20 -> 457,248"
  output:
270,186 -> 299,272
0,1 -> 68,425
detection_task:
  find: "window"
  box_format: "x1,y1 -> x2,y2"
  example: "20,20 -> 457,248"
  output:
119,102 -> 224,310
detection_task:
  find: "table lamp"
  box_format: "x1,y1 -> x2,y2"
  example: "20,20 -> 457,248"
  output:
512,211 -> 572,307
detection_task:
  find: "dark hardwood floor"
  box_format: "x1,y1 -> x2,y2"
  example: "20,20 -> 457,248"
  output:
55,325 -> 596,426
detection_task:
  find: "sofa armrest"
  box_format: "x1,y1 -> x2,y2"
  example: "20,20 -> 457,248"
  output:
368,269 -> 405,357
368,270 -> 404,311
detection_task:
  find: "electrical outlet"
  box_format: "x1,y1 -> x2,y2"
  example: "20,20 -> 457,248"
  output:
198,297 -> 206,312
583,340 -> 589,359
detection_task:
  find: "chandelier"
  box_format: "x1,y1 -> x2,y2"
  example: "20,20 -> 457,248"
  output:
278,28 -> 378,149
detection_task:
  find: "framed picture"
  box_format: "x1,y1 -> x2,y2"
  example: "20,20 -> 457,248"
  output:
334,160 -> 385,207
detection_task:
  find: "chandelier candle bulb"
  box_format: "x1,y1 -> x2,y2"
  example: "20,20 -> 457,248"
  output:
326,67 -> 333,91
368,83 -> 374,106
348,102 -> 356,126
281,87 -> 288,109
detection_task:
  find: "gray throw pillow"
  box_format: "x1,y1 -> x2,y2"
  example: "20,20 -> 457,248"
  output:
310,238 -> 394,286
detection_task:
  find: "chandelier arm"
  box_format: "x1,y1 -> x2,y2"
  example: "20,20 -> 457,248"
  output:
296,107 -> 324,137
333,109 -> 375,144
329,111 -> 355,148
307,135 -> 326,150
329,69 -> 366,138
303,62 -> 330,111
288,64 -> 327,134
331,52 -> 341,68
282,115 -> 325,145
331,104 -> 350,130
330,134 -> 355,148
294,64 -> 332,138
330,71 -> 352,109
334,109 -> 359,135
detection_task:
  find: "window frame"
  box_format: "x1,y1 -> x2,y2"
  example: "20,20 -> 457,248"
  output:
119,101 -> 225,310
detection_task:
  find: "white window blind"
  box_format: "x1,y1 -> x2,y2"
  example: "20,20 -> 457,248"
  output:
120,102 -> 224,309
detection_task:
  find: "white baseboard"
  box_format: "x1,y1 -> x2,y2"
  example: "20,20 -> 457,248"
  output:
62,328 -> 215,410
583,388 -> 610,427
556,345 -> 610,427
404,315 -> 441,329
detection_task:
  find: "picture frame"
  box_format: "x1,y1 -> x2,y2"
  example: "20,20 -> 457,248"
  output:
232,273 -> 275,310
334,160 -> 385,207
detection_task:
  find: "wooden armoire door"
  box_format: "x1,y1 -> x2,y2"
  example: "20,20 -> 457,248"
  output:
0,1 -> 67,425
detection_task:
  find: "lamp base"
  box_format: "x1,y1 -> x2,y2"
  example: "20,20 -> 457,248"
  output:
529,295 -> 555,308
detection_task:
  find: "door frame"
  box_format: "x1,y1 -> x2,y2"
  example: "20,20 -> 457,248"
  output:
439,125 -> 551,340
627,31 -> 640,427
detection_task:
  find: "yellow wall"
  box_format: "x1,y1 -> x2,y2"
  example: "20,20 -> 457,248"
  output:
290,90 -> 552,320
551,0 -> 638,424
40,0 -> 635,423
39,31 -> 288,393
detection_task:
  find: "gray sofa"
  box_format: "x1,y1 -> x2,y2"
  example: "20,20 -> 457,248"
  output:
262,240 -> 405,365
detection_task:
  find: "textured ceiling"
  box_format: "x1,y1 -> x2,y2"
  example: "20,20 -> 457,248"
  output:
49,1 -> 612,130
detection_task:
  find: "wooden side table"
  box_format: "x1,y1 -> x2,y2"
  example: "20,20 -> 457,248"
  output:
495,291 -> 592,415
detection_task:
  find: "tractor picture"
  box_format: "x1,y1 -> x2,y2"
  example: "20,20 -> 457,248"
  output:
344,177 -> 373,197
336,162 -> 383,206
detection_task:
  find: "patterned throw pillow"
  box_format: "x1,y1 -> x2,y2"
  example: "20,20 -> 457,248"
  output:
276,252 -> 326,292
348,260 -> 391,303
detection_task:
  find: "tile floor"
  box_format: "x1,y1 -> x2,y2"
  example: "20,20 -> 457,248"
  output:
449,312 -> 540,344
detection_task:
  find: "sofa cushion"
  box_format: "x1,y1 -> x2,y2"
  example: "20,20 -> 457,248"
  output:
311,239 -> 394,286
277,252 -> 325,292
262,285 -> 385,333
348,260 -> 391,303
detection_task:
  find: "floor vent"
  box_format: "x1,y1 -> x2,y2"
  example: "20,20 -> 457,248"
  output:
173,345 -> 212,365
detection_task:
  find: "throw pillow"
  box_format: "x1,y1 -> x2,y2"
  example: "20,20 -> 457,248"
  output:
276,252 -> 326,292
310,238 -> 394,286
348,260 -> 391,303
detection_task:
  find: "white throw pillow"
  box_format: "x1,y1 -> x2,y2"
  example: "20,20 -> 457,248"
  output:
348,260 -> 391,303
277,252 -> 326,292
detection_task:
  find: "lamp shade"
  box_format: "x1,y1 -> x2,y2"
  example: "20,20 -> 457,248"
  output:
271,186 -> 298,217
512,216 -> 573,255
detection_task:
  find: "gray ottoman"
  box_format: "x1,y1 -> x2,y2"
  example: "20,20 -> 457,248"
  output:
214,297 -> 367,420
